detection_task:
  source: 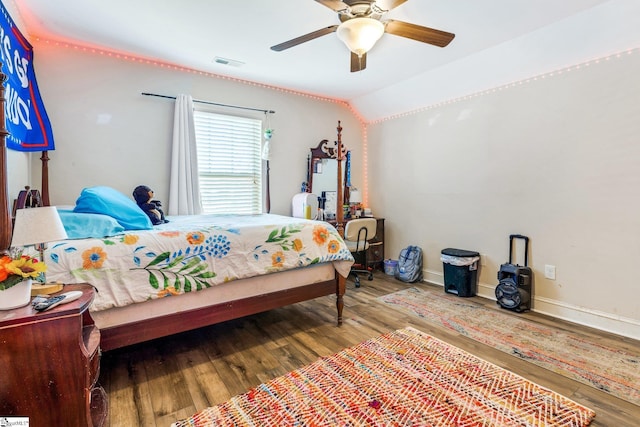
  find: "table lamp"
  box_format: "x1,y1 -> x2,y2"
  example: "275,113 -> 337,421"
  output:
11,206 -> 68,295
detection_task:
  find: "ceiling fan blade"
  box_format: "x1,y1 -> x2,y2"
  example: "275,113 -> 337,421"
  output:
385,20 -> 455,47
350,52 -> 367,72
315,0 -> 349,12
374,0 -> 409,12
270,25 -> 339,51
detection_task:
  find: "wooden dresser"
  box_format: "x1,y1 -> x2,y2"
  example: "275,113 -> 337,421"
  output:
0,283 -> 107,426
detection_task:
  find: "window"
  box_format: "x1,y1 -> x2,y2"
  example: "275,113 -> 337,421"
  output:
194,111 -> 262,214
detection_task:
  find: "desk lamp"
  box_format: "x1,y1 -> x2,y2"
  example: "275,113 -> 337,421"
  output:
11,206 -> 68,295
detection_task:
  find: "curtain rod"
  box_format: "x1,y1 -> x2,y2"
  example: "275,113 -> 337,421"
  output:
141,92 -> 275,114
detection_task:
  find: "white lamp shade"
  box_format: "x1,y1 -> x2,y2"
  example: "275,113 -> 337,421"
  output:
11,207 -> 68,247
337,18 -> 385,57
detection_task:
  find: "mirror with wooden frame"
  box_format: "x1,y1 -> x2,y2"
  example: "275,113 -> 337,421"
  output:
306,139 -> 349,218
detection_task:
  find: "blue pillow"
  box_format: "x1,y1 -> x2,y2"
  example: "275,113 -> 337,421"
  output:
57,210 -> 125,239
73,186 -> 153,230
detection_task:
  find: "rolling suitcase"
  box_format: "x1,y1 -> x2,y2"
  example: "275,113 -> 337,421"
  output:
495,234 -> 532,312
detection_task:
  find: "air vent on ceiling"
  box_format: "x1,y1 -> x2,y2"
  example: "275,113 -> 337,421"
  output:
213,56 -> 245,67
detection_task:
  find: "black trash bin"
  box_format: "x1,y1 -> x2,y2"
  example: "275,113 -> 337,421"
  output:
441,248 -> 480,297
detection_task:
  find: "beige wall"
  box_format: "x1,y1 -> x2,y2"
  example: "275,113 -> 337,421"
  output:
367,51 -> 640,339
11,42 -> 362,217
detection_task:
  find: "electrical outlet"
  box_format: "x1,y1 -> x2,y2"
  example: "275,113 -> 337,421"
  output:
480,254 -> 487,266
544,264 -> 556,280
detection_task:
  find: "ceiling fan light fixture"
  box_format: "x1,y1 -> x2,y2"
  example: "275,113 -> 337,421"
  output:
336,17 -> 384,57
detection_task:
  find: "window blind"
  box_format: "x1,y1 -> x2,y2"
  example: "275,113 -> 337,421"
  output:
194,111 -> 262,214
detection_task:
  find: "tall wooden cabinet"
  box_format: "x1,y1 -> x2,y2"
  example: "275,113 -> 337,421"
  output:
0,283 -> 107,426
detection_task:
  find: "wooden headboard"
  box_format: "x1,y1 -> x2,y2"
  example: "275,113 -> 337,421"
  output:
12,186 -> 42,215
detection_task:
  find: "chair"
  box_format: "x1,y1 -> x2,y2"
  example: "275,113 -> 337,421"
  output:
343,218 -> 377,288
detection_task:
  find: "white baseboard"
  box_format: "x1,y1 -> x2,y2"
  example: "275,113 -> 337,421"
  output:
423,269 -> 640,341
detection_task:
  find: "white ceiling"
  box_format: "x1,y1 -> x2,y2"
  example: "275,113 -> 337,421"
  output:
10,0 -> 640,121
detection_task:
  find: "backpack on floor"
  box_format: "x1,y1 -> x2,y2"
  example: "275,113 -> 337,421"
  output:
395,245 -> 423,283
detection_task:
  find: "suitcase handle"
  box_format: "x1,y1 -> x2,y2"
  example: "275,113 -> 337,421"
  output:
509,234 -> 529,266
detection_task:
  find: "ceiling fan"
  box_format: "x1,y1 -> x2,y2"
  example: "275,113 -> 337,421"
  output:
270,0 -> 455,73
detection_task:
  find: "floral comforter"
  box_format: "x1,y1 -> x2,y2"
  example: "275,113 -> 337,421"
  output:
45,214 -> 354,311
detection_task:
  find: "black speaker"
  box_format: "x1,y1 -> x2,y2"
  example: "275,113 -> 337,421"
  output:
495,235 -> 532,312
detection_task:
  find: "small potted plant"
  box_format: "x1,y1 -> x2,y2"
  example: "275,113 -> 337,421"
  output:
0,249 -> 47,310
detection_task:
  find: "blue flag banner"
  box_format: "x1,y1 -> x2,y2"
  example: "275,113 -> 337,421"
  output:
0,2 -> 54,152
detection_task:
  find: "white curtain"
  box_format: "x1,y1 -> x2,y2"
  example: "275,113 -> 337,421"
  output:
168,94 -> 202,215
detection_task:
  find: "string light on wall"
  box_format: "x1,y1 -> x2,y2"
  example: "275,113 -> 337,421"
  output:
361,122 -> 369,207
369,46 -> 640,125
34,37 -> 638,126
35,37 -> 351,108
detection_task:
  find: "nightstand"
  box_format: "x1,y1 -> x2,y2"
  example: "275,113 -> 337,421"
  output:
0,283 -> 107,426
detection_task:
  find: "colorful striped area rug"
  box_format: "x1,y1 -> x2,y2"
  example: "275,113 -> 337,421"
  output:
172,327 -> 595,427
379,287 -> 640,406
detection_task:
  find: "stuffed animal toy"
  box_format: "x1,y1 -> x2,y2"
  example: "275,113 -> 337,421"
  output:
132,185 -> 169,225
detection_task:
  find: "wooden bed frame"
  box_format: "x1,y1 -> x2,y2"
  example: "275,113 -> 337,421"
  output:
0,73 -> 347,349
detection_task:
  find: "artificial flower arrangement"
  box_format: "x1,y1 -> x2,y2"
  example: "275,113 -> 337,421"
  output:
0,251 -> 47,291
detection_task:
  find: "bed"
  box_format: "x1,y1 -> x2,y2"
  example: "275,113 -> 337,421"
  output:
47,211 -> 353,351
0,107 -> 352,350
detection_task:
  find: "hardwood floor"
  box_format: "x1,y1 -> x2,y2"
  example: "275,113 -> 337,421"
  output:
100,273 -> 640,426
